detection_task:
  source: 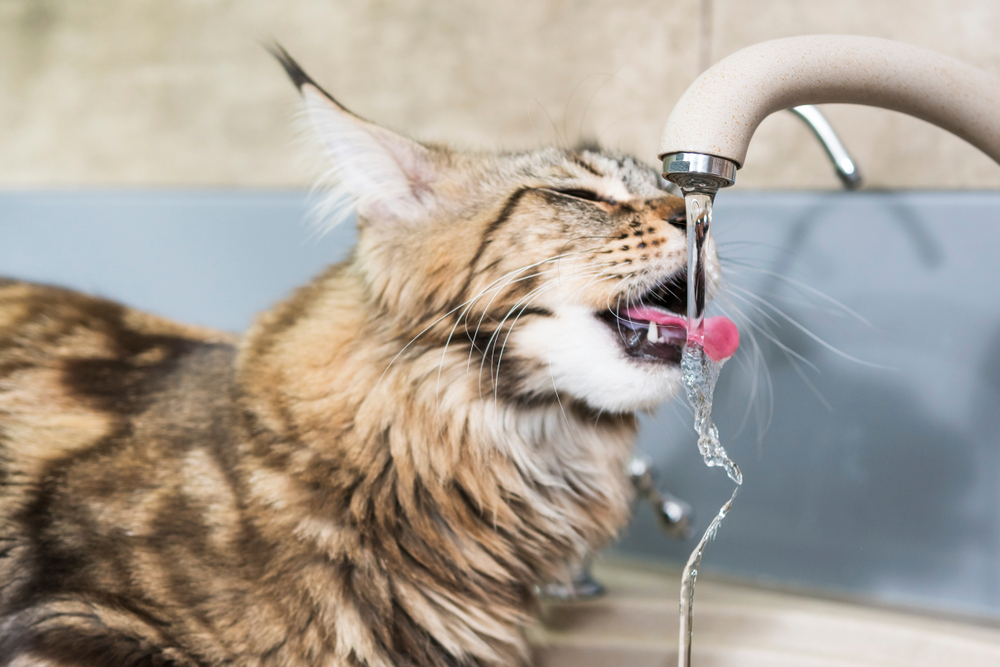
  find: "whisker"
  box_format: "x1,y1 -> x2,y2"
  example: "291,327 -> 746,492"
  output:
384,249 -> 599,394
432,252 -> 608,425
483,270 -> 608,399
492,281 -> 570,402
548,358 -> 571,428
719,291 -> 821,373
712,299 -> 774,442
465,263 -> 615,371
724,260 -> 875,328
733,288 -> 894,370
784,348 -> 834,412
466,253 -> 609,357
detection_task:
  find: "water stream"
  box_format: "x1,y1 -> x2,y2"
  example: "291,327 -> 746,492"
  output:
677,191 -> 742,667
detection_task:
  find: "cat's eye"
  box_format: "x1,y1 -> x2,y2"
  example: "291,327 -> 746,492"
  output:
546,188 -> 617,206
667,213 -> 687,230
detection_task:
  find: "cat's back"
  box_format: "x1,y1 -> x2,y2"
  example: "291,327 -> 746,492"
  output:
0,279 -> 257,664
0,278 -> 238,472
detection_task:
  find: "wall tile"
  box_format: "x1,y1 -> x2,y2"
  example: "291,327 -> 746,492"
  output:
1,0 -> 997,189
711,0 -> 1000,189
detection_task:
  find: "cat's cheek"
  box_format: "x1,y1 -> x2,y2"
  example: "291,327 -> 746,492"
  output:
512,306 -> 684,413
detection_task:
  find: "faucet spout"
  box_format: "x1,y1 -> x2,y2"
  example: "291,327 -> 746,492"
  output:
662,152 -> 736,197
660,35 -> 1000,189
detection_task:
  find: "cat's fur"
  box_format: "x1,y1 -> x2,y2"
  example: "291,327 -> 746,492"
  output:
0,51 -> 716,667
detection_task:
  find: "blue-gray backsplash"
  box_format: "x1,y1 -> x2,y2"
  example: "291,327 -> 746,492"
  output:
4,190 -> 999,619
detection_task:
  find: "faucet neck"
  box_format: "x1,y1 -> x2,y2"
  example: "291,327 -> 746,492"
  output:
659,36 -> 1000,170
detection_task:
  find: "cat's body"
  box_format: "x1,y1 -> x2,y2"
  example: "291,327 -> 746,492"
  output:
0,52 -> 722,667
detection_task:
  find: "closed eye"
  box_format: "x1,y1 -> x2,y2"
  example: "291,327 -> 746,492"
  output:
667,213 -> 686,230
545,188 -> 618,206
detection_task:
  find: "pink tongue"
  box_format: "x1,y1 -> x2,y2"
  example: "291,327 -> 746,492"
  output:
623,307 -> 740,362
700,316 -> 740,362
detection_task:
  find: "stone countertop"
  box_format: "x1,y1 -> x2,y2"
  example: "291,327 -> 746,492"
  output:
530,559 -> 1000,667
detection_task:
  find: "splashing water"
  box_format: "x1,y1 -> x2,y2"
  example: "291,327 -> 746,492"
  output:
682,347 -> 742,486
677,191 -> 742,667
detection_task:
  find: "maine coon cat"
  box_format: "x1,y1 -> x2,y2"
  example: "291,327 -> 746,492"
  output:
0,48 -> 735,667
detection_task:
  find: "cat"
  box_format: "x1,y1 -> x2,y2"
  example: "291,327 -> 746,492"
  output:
0,47 -> 731,667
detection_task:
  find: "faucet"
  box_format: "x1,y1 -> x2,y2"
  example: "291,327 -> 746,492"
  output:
547,35 -> 997,603
660,35 -> 1000,195
546,102 -> 860,603
661,104 -> 862,193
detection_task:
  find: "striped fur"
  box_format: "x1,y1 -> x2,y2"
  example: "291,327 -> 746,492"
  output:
0,55 -> 720,667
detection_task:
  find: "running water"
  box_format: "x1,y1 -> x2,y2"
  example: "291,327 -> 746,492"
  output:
677,191 -> 742,667
684,193 -> 712,347
677,485 -> 737,667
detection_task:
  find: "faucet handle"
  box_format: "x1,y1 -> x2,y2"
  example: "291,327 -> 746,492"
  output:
628,456 -> 694,540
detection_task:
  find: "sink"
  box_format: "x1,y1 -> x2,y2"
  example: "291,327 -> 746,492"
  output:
530,559 -> 1000,666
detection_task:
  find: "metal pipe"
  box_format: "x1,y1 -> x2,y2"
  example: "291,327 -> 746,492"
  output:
627,456 -> 693,540
788,105 -> 862,190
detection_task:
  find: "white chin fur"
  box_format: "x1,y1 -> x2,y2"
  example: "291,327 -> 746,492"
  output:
514,305 -> 683,413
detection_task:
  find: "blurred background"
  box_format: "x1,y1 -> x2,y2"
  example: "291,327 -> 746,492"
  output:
4,0 -> 1000,189
4,0 -> 1000,621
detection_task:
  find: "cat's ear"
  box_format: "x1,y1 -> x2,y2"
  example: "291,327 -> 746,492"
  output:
270,45 -> 437,225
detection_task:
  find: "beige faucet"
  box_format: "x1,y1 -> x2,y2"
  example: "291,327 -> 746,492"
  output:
659,35 -> 1000,194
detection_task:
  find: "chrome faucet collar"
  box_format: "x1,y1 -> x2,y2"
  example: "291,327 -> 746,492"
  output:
661,152 -> 738,195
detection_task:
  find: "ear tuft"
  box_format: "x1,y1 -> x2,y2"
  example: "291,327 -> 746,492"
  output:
267,43 -> 353,114
268,43 -> 315,94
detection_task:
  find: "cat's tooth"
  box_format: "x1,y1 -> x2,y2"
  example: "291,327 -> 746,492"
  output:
647,320 -> 658,343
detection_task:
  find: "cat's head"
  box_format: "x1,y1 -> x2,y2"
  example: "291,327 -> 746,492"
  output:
276,49 -> 725,414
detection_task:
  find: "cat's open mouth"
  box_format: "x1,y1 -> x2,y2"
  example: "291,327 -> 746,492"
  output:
599,271 -> 741,363
599,271 -> 689,364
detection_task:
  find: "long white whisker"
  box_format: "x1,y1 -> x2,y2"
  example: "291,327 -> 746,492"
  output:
466,263 -> 615,371
725,285 -> 788,329
724,260 -> 875,328
467,254 -> 610,363
734,288 -> 894,370
481,271 -> 608,400
383,250 -> 599,395
491,269 -> 612,389
720,291 -> 821,373
786,350 -> 834,411
547,358 -> 571,428
712,299 -> 773,442
433,253 -> 608,425
570,271 -> 623,307
480,278 -> 563,399
493,281 -> 569,402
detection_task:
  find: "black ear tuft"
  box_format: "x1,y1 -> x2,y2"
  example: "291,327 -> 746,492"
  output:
266,43 -> 316,93
265,43 -> 351,112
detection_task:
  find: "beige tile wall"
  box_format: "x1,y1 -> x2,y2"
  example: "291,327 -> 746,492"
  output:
2,0 -> 999,189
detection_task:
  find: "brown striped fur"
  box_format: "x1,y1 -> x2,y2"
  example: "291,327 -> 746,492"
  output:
0,53 -> 721,667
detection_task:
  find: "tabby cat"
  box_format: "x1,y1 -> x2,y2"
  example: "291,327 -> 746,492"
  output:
0,49 -> 734,667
